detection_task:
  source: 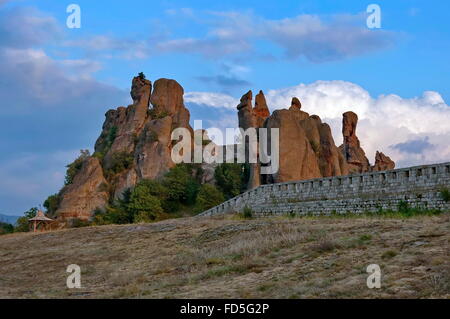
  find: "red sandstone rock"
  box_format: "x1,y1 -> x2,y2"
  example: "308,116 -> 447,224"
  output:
339,111 -> 370,173
56,157 -> 109,222
372,151 -> 395,171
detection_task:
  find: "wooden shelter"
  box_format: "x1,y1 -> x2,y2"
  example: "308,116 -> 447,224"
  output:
29,210 -> 54,232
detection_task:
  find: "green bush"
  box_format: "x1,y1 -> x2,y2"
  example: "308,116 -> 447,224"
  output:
163,164 -> 201,208
14,207 -> 38,233
214,163 -> 248,199
127,183 -> 165,222
398,200 -> 410,215
43,194 -> 60,217
65,150 -> 90,185
440,188 -> 450,202
0,222 -> 14,235
106,151 -> 134,176
241,205 -> 253,219
194,184 -> 225,214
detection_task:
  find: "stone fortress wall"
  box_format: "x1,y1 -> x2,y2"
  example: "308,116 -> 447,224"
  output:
199,162 -> 450,217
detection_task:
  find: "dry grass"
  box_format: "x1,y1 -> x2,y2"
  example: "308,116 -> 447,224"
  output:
0,213 -> 449,299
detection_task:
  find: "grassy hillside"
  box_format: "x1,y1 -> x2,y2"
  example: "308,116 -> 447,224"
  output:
0,214 -> 449,298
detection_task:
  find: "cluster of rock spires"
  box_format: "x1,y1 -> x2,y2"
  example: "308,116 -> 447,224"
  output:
55,75 -> 395,221
237,90 -> 395,189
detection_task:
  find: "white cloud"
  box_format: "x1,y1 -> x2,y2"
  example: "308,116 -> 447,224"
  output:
185,92 -> 239,109
187,81 -> 450,168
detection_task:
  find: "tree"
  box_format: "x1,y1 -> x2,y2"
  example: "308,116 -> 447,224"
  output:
65,150 -> 90,185
127,183 -> 164,222
0,222 -> 14,235
194,184 -> 225,214
162,164 -> 201,210
43,194 -> 59,217
214,163 -> 247,199
138,72 -> 146,80
15,207 -> 38,233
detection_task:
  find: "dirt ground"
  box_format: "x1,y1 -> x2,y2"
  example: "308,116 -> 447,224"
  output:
0,214 -> 449,299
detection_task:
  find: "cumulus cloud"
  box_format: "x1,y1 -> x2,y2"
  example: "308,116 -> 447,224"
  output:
187,81 -> 450,168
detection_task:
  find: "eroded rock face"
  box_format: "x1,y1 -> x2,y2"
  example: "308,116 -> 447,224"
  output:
289,97 -> 302,110
265,109 -> 322,183
131,76 -> 152,107
236,90 -> 272,189
372,151 -> 395,172
339,111 -> 370,174
56,157 -> 109,222
95,78 -> 151,169
254,90 -> 270,125
57,76 -> 198,220
299,115 -> 348,177
135,116 -> 175,180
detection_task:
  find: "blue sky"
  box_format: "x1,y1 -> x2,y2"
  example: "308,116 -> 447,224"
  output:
1,0 -> 450,216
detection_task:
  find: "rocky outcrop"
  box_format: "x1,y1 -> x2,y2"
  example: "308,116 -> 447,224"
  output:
56,157 -> 109,222
57,75 -> 196,221
236,90 -> 271,189
339,111 -> 370,174
289,97 -> 302,111
55,74 -> 396,222
265,109 -> 322,183
299,115 -> 348,177
372,151 -> 395,172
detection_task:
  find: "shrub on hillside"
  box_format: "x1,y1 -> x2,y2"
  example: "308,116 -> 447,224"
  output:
0,222 -> 14,235
194,184 -> 225,214
214,163 -> 248,199
106,151 -> 134,176
65,150 -> 90,185
43,194 -> 60,217
14,207 -> 38,233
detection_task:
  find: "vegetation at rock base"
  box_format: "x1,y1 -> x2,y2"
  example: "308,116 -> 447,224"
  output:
13,207 -> 38,233
91,164 -> 227,226
0,222 -> 14,235
43,194 -> 60,218
64,150 -> 90,185
215,163 -> 249,199
194,184 -> 225,214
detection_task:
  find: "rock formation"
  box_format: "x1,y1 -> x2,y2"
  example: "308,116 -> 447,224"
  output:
56,75 -> 196,221
372,151 -> 395,171
55,74 -> 396,222
56,157 -> 109,223
265,109 -> 322,182
237,90 -> 271,189
339,111 -> 371,174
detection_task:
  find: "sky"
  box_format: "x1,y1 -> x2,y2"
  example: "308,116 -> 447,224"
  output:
1,0 -> 450,216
